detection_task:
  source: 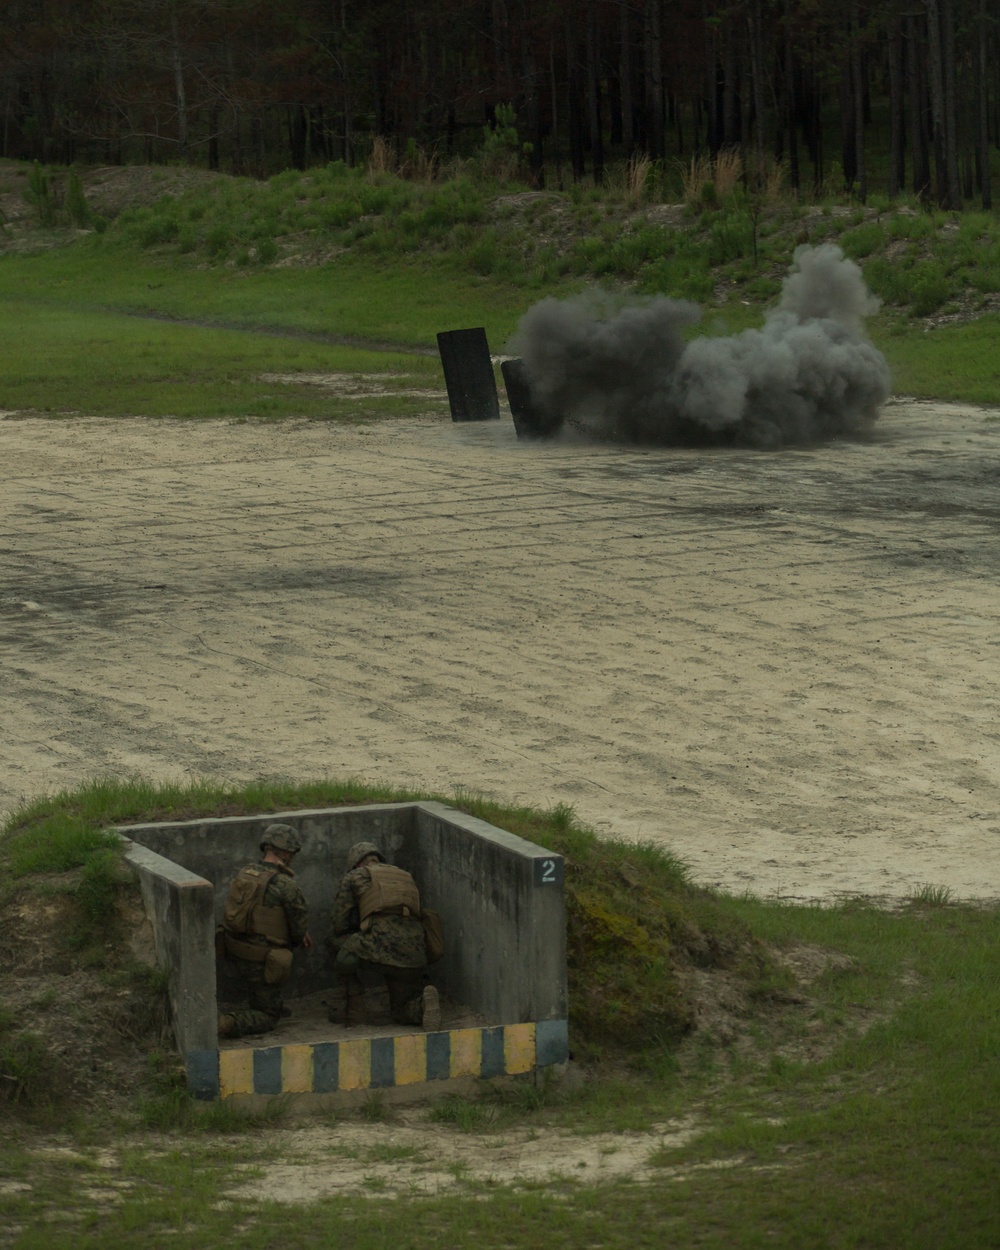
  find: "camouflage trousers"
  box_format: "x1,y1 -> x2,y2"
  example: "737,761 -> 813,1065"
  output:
226,954 -> 285,1037
332,946 -> 428,1026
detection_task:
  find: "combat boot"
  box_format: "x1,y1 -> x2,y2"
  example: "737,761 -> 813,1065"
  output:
421,985 -> 441,1032
217,1012 -> 237,1037
326,987 -> 348,1024
327,977 -> 365,1026
344,979 -> 367,1026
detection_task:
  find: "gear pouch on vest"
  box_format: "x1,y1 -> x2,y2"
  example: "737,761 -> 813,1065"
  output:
224,865 -> 275,934
264,947 -> 293,985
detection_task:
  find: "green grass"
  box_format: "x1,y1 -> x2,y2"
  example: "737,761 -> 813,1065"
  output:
876,313 -> 1000,403
0,289 -> 444,419
7,239 -> 997,417
0,242 -> 540,345
2,160 -> 999,413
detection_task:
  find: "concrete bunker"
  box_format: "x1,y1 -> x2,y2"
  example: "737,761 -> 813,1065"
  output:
119,802 -> 568,1103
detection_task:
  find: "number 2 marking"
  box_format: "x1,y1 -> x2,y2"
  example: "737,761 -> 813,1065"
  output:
541,859 -> 556,882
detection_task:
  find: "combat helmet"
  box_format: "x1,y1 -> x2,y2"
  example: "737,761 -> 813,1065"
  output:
260,823 -> 302,855
345,840 -> 385,872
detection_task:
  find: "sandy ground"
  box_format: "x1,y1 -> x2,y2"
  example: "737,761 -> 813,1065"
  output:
217,987 -> 485,1051
10,1114 -> 716,1205
221,1113 -> 708,1200
4,397 -> 1000,903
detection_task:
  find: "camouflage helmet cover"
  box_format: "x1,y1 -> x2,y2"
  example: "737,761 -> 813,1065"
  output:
261,823 -> 302,855
345,840 -> 385,872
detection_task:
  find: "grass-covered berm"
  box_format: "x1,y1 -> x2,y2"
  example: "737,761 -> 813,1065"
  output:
563,832 -> 779,1055
2,779 -> 999,1248
0,776 -> 784,1114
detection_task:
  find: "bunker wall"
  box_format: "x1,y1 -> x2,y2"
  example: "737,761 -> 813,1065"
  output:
119,803 -> 567,1092
122,804 -> 415,998
122,840 -> 217,1055
413,802 -> 566,1024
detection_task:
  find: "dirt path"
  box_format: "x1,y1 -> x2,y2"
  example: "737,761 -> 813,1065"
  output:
223,1113 -> 703,1201
3,397 -> 1000,902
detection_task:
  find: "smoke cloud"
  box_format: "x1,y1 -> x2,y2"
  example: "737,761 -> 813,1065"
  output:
506,244 -> 892,447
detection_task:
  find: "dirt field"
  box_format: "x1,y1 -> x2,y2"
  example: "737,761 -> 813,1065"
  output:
4,396 -> 1000,903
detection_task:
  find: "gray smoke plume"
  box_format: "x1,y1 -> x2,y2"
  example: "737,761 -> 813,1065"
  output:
506,244 -> 892,447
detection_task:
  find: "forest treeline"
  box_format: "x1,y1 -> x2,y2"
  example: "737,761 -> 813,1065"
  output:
2,0 -> 997,207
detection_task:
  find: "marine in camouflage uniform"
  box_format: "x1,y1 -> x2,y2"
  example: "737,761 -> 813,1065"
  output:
218,824 -> 312,1038
328,841 -> 440,1030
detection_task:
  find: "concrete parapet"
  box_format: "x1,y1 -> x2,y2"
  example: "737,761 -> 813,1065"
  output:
121,839 -> 217,1056
413,802 -> 566,1023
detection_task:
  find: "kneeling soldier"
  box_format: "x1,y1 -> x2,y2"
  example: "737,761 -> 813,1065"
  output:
218,823 -> 313,1038
328,841 -> 440,1031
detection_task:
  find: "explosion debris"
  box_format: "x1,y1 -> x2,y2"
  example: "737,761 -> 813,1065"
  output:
506,244 -> 892,447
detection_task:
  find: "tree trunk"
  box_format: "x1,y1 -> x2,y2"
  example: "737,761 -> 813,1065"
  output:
887,17 -> 904,196
208,106 -> 219,170
840,56 -> 856,189
978,0 -> 992,207
906,13 -> 930,198
783,0 -> 800,191
586,0 -> 604,183
923,0 -> 954,207
722,15 -> 738,150
550,40 -> 562,188
523,36 -> 544,186
939,0 -> 962,207
566,18 -> 586,179
704,0 -> 720,154
643,0 -> 664,159
851,11 -> 867,202
289,106 -> 307,169
620,0 -> 634,152
940,0 -> 965,207
747,0 -> 767,176
169,7 -> 189,161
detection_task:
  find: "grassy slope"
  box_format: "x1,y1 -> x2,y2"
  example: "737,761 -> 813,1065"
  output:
1,161 -> 998,414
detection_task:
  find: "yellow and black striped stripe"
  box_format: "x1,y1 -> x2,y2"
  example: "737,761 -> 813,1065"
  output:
187,1019 -> 569,1099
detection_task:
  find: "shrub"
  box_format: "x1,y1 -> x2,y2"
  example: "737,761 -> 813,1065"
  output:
639,254 -> 713,302
204,222 -> 233,258
911,267 -> 953,315
841,222 -> 886,259
138,213 -> 179,247
0,1026 -> 53,1108
65,167 -> 93,227
707,214 -> 754,265
864,256 -> 915,305
27,161 -> 57,226
886,211 -> 936,240
477,102 -> 530,182
967,264 -> 1000,295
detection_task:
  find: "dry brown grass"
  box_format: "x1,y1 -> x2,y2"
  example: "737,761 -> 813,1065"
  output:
366,135 -> 438,182
605,154 -> 653,205
746,151 -> 788,203
679,153 -> 713,204
679,147 -> 744,205
366,135 -> 394,176
399,145 -> 438,183
712,147 -> 743,198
